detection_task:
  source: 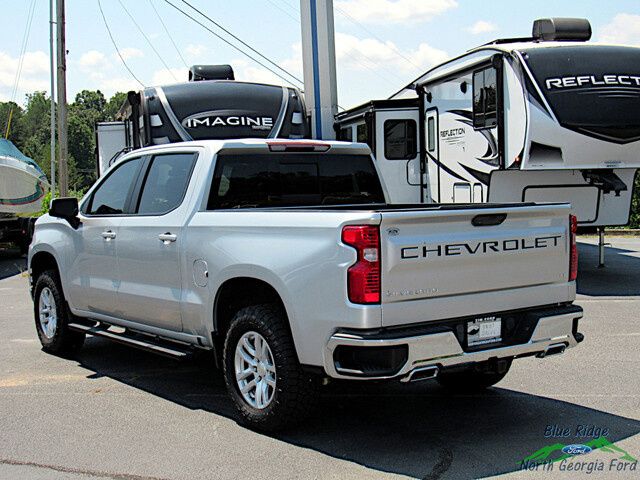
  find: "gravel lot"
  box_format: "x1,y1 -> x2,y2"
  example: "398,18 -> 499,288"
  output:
0,237 -> 638,480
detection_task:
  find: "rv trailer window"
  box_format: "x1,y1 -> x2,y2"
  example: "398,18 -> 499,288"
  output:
473,67 -> 498,129
427,117 -> 436,152
384,120 -> 417,160
337,126 -> 353,142
356,123 -> 368,143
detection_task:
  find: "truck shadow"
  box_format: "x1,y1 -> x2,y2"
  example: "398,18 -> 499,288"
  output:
577,241 -> 640,296
0,247 -> 26,280
76,340 -> 640,479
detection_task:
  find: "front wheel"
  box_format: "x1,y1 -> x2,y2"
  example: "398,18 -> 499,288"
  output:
33,270 -> 85,356
223,304 -> 318,431
436,359 -> 512,393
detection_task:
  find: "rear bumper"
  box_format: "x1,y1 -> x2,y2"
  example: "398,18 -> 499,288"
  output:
323,304 -> 584,381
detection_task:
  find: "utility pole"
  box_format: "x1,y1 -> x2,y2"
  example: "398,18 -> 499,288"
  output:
56,0 -> 68,196
49,0 -> 56,197
300,0 -> 338,140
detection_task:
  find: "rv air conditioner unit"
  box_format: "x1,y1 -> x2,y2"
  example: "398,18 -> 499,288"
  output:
189,64 -> 235,82
532,18 -> 592,42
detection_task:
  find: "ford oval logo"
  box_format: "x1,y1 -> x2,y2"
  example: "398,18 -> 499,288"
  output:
561,444 -> 592,456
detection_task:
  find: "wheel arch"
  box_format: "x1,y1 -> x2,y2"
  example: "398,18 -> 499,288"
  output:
213,277 -> 287,333
30,250 -> 60,283
212,277 -> 298,361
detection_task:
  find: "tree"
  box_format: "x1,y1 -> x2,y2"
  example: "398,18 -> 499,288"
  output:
67,90 -> 109,187
17,92 -> 51,160
71,90 -> 106,123
104,92 -> 127,120
0,101 -> 25,147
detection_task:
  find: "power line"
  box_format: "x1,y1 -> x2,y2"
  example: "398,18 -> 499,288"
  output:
117,0 -> 179,82
333,4 -> 424,72
264,0 -> 299,23
277,0 -> 421,76
5,0 -> 37,138
265,0 -> 403,87
178,0 -> 304,86
148,0 -> 188,68
97,0 -> 145,88
10,0 -> 37,104
161,0 -> 302,88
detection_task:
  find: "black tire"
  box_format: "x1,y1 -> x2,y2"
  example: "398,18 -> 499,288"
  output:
33,269 -> 85,356
223,304 -> 318,431
437,359 -> 512,393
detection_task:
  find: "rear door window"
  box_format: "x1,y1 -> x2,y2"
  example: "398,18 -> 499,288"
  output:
136,153 -> 197,215
208,153 -> 385,209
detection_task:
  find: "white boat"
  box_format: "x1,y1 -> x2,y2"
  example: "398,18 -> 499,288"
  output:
0,139 -> 49,215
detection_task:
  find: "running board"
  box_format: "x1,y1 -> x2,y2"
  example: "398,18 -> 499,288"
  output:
68,323 -> 192,360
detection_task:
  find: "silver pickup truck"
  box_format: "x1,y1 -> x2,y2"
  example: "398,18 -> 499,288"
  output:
28,139 -> 583,430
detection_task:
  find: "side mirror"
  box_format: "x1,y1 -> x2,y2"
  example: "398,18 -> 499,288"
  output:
49,197 -> 80,229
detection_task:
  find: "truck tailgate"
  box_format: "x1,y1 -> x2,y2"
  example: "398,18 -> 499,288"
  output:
380,204 -> 572,326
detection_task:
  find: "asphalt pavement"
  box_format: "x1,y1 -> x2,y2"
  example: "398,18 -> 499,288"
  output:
0,238 -> 638,480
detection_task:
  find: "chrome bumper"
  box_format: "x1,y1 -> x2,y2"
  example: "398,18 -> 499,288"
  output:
324,308 -> 583,381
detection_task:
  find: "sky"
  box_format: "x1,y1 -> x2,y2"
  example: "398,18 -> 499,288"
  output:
0,0 -> 639,110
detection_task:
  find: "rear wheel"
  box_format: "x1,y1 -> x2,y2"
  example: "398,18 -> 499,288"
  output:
437,359 -> 512,393
223,304 -> 318,431
34,270 -> 85,356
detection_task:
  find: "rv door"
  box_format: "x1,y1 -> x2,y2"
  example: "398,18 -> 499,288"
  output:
375,110 -> 423,204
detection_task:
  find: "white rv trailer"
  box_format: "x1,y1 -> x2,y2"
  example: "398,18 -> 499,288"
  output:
335,18 -> 640,265
335,98 -> 425,203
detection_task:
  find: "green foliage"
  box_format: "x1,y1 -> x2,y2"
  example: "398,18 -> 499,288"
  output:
0,101 -> 25,145
104,92 -> 127,120
37,188 -> 86,218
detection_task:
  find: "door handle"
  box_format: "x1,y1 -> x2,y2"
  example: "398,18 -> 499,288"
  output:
158,232 -> 177,244
101,230 -> 116,240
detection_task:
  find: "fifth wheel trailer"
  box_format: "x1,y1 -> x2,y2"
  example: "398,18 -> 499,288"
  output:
95,65 -> 309,176
336,18 -> 640,265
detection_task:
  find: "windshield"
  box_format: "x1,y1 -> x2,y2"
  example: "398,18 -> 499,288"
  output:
521,45 -> 640,143
207,153 -> 385,209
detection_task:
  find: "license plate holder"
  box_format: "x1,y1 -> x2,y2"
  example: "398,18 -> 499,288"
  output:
467,316 -> 502,347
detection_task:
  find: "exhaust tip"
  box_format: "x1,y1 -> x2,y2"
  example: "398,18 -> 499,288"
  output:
405,366 -> 439,382
537,343 -> 566,358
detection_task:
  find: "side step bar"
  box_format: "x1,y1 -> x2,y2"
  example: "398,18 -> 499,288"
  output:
68,323 -> 192,360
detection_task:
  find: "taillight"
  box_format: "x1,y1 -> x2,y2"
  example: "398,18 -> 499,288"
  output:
341,225 -> 381,304
569,214 -> 578,281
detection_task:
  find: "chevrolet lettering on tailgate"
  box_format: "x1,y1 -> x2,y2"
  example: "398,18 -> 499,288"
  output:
400,235 -> 562,259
